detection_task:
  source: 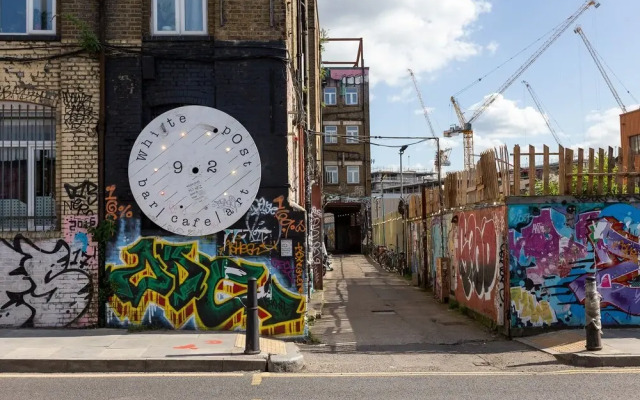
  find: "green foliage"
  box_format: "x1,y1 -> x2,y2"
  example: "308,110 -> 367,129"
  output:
88,217 -> 117,309
319,28 -> 329,54
533,155 -> 620,195
63,14 -> 101,54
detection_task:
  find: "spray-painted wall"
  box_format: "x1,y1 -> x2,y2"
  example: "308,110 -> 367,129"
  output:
508,199 -> 640,331
105,195 -> 307,336
426,206 -> 506,326
453,207 -> 506,325
0,31 -> 101,327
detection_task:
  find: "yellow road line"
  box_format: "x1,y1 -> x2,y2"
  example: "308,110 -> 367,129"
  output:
251,374 -> 262,385
0,372 -> 245,379
261,368 -> 640,378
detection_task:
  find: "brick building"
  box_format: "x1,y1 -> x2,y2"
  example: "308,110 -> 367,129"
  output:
0,1 -> 101,328
0,0 -> 322,337
321,65 -> 371,253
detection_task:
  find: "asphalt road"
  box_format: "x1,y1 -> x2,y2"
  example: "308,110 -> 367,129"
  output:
1,370 -> 640,400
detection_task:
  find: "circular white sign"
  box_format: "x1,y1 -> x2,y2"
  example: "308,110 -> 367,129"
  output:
128,106 -> 262,236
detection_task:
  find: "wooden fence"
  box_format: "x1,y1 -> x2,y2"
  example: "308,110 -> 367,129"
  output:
423,143 -> 638,216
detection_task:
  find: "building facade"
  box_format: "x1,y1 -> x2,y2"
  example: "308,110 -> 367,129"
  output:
321,66 -> 371,253
0,0 -> 321,337
0,1 -> 101,328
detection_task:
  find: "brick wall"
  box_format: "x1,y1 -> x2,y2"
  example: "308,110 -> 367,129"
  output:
0,0 -> 102,327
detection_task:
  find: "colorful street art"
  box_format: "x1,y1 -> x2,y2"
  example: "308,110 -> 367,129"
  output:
509,202 -> 640,328
0,216 -> 98,328
106,237 -> 305,336
454,208 -> 505,324
217,196 -> 305,257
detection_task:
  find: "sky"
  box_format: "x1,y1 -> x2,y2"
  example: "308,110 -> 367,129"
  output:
317,0 -> 640,173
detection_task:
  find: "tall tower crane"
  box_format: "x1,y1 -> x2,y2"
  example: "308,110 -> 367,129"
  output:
522,80 -> 563,146
574,25 -> 627,113
445,0 -> 600,170
408,68 -> 451,166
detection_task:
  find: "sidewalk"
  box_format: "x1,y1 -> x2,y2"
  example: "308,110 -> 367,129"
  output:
0,329 -> 303,373
516,328 -> 640,368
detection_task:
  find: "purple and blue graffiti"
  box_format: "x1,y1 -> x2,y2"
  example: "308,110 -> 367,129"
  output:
509,202 -> 640,328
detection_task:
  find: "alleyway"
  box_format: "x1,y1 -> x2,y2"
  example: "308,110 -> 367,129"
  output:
300,255 -> 565,373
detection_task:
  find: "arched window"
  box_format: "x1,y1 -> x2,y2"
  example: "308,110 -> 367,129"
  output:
0,102 -> 56,231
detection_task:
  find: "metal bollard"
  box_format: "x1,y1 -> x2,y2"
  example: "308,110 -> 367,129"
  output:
244,277 -> 261,354
585,276 -> 602,351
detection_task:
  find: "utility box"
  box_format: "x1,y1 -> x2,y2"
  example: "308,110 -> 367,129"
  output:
435,257 -> 450,303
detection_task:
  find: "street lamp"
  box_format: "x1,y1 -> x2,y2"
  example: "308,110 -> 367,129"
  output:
399,145 -> 408,273
399,145 -> 408,200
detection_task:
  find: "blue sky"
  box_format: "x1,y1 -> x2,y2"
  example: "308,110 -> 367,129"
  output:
318,0 -> 639,173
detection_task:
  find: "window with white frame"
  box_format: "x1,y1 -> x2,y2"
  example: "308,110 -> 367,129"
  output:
0,102 -> 56,232
345,87 -> 358,105
0,0 -> 56,35
346,126 -> 359,144
347,166 -> 360,184
325,166 -> 338,184
324,87 -> 336,105
324,125 -> 337,144
153,0 -> 206,35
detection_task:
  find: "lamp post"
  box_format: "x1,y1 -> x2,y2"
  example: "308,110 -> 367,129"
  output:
399,145 -> 408,273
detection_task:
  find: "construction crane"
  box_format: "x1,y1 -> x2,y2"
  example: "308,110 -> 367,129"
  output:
574,25 -> 627,113
408,69 -> 451,166
522,80 -> 563,146
445,0 -> 600,170
408,69 -> 452,167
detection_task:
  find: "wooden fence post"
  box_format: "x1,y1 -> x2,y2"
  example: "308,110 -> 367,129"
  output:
513,145 -> 520,195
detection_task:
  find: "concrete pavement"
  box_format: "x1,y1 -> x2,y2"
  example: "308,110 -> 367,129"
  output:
303,254 -> 640,371
0,329 -> 303,373
516,328 -> 640,367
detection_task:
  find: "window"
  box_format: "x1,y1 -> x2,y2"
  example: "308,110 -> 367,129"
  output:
325,166 -> 338,184
153,0 -> 206,35
346,126 -> 359,144
347,166 -> 360,184
345,87 -> 358,105
631,135 -> 640,155
0,0 -> 56,35
324,125 -> 337,144
0,103 -> 56,231
324,87 -> 336,105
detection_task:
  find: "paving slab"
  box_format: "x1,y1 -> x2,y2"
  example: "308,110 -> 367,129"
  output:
0,329 -> 303,373
516,328 -> 640,367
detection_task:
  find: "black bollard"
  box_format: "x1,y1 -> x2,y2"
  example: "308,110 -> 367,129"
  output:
244,277 -> 261,354
585,276 -> 602,351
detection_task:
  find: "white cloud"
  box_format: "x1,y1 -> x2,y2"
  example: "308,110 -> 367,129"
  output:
486,40 -> 499,55
571,107 -> 628,149
414,106 -> 435,115
319,0 -> 492,86
466,94 -> 549,139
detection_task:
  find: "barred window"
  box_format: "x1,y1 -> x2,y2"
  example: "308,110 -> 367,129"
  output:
0,102 -> 56,231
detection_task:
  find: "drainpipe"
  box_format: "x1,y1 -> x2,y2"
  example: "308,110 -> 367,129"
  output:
97,0 -> 107,325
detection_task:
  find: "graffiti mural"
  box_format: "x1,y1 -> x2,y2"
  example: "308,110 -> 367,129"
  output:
0,217 -> 98,328
509,202 -> 640,329
106,185 -> 133,220
64,181 -> 98,215
62,90 -> 95,135
453,208 -> 505,323
106,237 -> 305,336
218,196 -> 305,257
0,83 -> 59,107
310,207 -> 323,288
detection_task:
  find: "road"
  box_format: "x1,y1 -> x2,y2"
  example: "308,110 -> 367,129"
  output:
1,370 -> 640,400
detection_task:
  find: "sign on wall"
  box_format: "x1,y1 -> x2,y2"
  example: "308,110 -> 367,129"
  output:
128,106 -> 262,236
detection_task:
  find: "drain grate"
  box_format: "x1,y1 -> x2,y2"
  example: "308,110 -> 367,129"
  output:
371,310 -> 396,315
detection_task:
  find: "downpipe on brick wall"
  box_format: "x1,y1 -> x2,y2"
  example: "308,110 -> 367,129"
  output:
585,276 -> 602,351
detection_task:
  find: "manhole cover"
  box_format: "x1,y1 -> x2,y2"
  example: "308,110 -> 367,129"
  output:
371,310 -> 396,315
